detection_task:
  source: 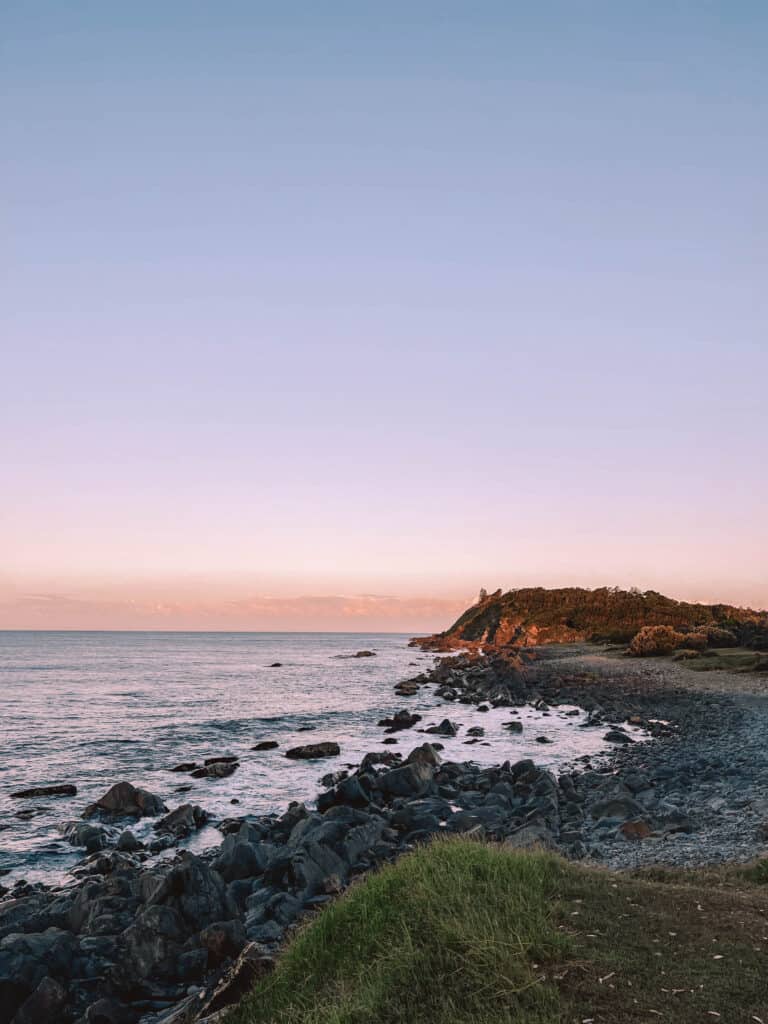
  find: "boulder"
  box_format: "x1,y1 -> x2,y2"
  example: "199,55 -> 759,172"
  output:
377,762 -> 434,799
9,975 -> 66,1024
10,785 -> 76,800
155,804 -> 208,838
147,853 -> 237,930
170,763 -> 199,773
405,743 -> 442,768
82,781 -> 167,820
503,721 -> 523,734
252,741 -> 279,751
212,837 -> 275,883
63,821 -> 113,853
604,729 -> 633,744
354,650 -> 376,658
285,742 -> 340,760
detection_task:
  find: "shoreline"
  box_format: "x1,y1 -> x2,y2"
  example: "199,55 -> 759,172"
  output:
1,644 -> 767,1023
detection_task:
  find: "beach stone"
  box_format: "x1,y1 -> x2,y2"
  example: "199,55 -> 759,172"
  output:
252,741 -> 279,751
285,742 -> 340,760
405,743 -> 442,768
377,709 -> 421,732
604,729 -> 633,744
82,781 -> 167,820
504,721 -> 524,733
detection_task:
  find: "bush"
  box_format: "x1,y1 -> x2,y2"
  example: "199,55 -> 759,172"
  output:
701,625 -> 738,648
628,625 -> 686,656
677,632 -> 708,651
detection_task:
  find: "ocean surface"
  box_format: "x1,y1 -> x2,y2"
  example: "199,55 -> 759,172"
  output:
0,631 -> 623,885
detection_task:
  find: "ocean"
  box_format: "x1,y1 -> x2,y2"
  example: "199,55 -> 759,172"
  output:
0,631 -> 614,884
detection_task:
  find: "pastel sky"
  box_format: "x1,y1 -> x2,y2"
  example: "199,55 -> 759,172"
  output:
2,2 -> 766,631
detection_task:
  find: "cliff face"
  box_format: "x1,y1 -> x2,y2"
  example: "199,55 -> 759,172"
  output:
412,586 -> 768,651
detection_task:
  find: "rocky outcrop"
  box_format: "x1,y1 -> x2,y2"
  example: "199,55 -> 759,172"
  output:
285,742 -> 340,760
411,586 -> 768,651
82,782 -> 167,820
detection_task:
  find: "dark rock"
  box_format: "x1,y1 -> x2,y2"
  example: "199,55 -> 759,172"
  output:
10,785 -> 76,800
354,650 -> 376,658
204,756 -> 239,766
212,836 -> 276,883
252,741 -> 279,751
169,763 -> 199,773
285,742 -> 340,760
604,729 -> 633,744
377,710 -> 422,732
9,975 -> 66,1024
424,718 -> 459,737
63,821 -> 112,854
82,781 -> 167,820
467,726 -> 485,737
195,942 -> 274,1018
116,830 -> 142,853
382,737 -> 398,745
269,662 -> 282,668
155,804 -> 208,838
503,721 -> 523,734
405,743 -> 442,768
377,762 -> 434,799
198,919 -> 247,965
535,736 -> 553,744
191,761 -> 239,779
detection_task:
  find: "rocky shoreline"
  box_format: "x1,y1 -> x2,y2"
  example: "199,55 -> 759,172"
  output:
2,645 -> 767,1024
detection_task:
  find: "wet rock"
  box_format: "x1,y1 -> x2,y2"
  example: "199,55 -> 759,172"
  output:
467,726 -> 485,737
212,836 -> 275,883
535,736 -> 553,744
147,853 -> 238,930
82,781 -> 167,820
116,830 -> 142,853
156,804 -> 209,838
285,742 -> 340,760
252,741 -> 279,751
191,762 -> 239,780
354,650 -> 376,658
268,662 -> 282,668
63,821 -> 113,854
604,729 -> 633,744
204,756 -> 239,767
382,737 -> 398,744
377,710 -> 422,732
424,719 -> 459,737
10,784 -> 76,800
503,721 -> 523,734
170,763 -> 199,774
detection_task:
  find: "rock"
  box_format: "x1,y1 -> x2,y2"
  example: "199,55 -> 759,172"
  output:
204,756 -> 239,766
354,650 -> 376,658
195,943 -> 275,1018
620,819 -> 653,840
377,762 -> 434,799
467,727 -> 485,737
10,784 -> 76,800
503,721 -> 523,734
147,852 -> 237,930
382,737 -> 398,745
170,763 -> 199,773
535,736 -> 553,744
63,821 -> 112,853
84,998 -> 134,1024
424,719 -> 459,737
9,975 -> 66,1024
156,804 -> 209,838
212,837 -> 275,883
252,741 -> 279,751
405,743 -> 442,768
198,919 -> 247,965
590,796 -> 645,821
192,762 -> 239,779
82,781 -> 167,820
604,730 -> 633,744
377,710 -> 422,732
116,829 -> 142,853
506,823 -> 556,849
269,662 -> 282,667
285,742 -> 340,760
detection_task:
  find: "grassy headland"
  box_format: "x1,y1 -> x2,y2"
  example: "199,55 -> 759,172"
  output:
228,839 -> 768,1024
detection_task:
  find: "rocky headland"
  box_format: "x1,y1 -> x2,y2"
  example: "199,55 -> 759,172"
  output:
2,589 -> 767,1024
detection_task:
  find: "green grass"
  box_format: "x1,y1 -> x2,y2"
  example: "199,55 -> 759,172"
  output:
681,647 -> 768,673
228,840 -> 768,1024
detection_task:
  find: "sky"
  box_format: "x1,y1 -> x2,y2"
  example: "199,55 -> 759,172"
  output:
2,2 -> 766,631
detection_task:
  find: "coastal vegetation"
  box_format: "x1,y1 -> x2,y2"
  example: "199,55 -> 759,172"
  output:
228,838 -> 768,1024
414,586 -> 768,651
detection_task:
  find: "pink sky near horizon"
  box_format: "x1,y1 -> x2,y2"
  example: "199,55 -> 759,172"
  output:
2,4 -> 766,629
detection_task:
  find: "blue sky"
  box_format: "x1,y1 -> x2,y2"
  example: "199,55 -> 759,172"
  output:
2,2 -> 766,628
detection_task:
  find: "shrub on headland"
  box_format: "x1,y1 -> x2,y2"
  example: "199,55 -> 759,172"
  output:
628,625 -> 687,656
